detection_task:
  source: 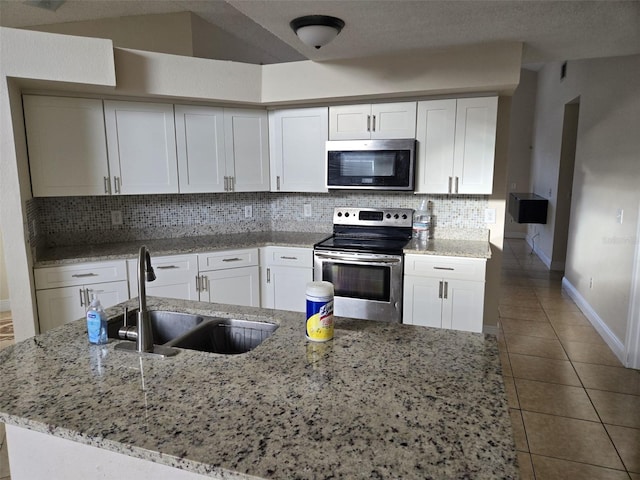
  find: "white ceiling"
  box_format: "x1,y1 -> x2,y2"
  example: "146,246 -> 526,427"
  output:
1,0 -> 639,66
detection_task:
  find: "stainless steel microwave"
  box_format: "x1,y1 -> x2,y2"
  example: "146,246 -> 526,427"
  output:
326,139 -> 416,191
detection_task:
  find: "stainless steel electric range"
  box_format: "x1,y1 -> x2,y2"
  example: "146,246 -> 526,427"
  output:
313,207 -> 413,323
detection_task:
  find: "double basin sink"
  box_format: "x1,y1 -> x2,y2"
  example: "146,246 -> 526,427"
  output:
108,311 -> 278,355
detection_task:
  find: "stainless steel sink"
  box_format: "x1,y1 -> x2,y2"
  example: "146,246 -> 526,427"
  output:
109,311 -> 277,355
108,310 -> 205,343
170,319 -> 279,354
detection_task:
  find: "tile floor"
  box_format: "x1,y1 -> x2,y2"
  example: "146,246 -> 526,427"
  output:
0,311 -> 13,480
500,239 -> 640,480
1,240 -> 639,479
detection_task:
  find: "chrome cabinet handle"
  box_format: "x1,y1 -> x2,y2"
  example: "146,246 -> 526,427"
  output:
72,273 -> 98,278
201,275 -> 208,292
79,288 -> 86,307
455,177 -> 459,194
443,281 -> 449,299
104,176 -> 110,194
448,176 -> 453,194
223,176 -> 228,191
438,281 -> 443,299
266,268 -> 271,283
366,115 -> 371,132
222,258 -> 242,262
196,275 -> 201,292
433,267 -> 455,271
371,114 -> 376,132
156,265 -> 179,270
114,176 -> 121,194
276,176 -> 281,191
229,176 -> 235,192
279,256 -> 298,260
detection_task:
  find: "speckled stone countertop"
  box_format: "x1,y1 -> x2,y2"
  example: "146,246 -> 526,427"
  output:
0,297 -> 517,479
34,231 -> 331,266
404,238 -> 492,259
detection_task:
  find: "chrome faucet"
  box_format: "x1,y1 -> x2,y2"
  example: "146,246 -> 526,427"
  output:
136,245 -> 156,353
115,246 -> 178,357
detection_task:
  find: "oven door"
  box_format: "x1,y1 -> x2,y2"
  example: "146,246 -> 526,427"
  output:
313,250 -> 404,323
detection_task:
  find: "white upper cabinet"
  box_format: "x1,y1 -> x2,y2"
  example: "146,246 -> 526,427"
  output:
104,100 -> 179,195
23,95 -> 110,197
329,102 -> 416,140
415,96 -> 497,194
174,105 -> 226,193
223,109 -> 270,192
269,107 -> 328,193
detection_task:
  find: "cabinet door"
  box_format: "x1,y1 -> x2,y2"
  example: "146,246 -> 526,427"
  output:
269,108 -> 328,193
23,95 -> 110,197
453,97 -> 497,194
261,264 -> 311,313
442,279 -> 485,333
402,275 -> 443,328
175,105 -> 226,193
224,109 -> 270,192
415,99 -> 456,194
104,101 -> 179,195
86,281 -> 130,311
370,102 -> 417,139
329,104 -> 371,140
202,266 -> 260,307
128,255 -> 199,301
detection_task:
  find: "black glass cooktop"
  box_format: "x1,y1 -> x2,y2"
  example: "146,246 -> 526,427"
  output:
314,235 -> 411,255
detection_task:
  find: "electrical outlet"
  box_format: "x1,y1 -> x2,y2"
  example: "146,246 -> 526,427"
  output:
510,182 -> 517,190
589,277 -> 594,289
244,206 -> 253,218
304,204 -> 312,217
548,188 -> 552,197
484,208 -> 496,224
110,210 -> 123,226
616,208 -> 624,224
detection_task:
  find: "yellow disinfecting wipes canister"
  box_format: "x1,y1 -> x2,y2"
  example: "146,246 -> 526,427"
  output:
306,281 -> 334,342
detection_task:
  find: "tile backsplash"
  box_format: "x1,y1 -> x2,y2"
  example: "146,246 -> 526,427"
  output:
29,192 -> 489,247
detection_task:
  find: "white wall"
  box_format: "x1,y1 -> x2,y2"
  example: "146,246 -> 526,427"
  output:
0,230 -> 9,311
530,54 -> 640,348
504,69 -> 537,238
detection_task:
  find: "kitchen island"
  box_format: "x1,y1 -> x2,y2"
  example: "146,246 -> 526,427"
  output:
0,298 -> 517,479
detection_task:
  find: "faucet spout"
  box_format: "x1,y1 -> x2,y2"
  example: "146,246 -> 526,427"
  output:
137,246 -> 155,353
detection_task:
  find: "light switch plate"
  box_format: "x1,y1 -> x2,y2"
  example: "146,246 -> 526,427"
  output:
484,208 -> 496,224
111,210 -> 123,226
244,206 -> 253,218
304,204 -> 312,217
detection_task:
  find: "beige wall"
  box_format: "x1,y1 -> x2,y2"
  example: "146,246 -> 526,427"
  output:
530,54 -> 640,344
0,230 -> 9,308
504,69 -> 537,238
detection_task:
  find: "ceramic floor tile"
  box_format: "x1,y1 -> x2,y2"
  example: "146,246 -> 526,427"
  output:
517,452 -> 535,480
539,296 -> 580,312
505,334 -> 568,360
587,389 -> 640,428
499,350 -> 513,377
562,340 -> 623,367
509,353 -> 581,386
522,411 -> 624,469
509,408 -> 529,452
515,378 -> 599,421
498,305 -> 549,322
605,424 -> 640,473
574,363 -> 640,396
545,309 -> 591,326
499,295 -> 542,308
630,473 -> 640,480
504,375 -> 520,409
530,455 -> 630,480
554,324 -> 607,345
500,319 -> 557,339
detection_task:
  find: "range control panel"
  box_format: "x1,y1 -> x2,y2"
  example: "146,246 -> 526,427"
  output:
333,207 -> 413,228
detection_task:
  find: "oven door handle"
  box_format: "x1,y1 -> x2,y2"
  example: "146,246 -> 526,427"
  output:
314,252 -> 402,265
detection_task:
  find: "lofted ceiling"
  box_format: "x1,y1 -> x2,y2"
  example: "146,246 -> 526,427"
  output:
0,0 -> 639,67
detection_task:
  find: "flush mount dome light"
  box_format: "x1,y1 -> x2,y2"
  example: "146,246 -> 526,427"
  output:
290,15 -> 345,49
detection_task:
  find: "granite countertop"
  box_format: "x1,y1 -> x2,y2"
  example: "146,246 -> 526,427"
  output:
35,231 -> 491,267
0,298 -> 517,479
404,238 -> 492,259
34,231 -> 331,267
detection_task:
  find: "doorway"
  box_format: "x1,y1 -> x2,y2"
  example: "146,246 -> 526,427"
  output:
551,98 -> 580,270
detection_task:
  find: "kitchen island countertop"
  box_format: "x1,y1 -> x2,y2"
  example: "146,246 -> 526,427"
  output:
0,297 -> 517,479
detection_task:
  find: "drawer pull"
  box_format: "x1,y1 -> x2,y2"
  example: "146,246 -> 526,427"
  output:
222,258 -> 242,262
72,273 -> 98,278
280,256 -> 298,260
443,281 -> 449,299
438,281 -> 443,299
156,265 -> 179,270
433,267 -> 455,271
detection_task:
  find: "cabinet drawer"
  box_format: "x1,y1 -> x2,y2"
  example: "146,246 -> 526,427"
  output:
262,247 -> 312,268
198,248 -> 259,271
404,255 -> 486,282
35,260 -> 127,290
128,254 -> 198,287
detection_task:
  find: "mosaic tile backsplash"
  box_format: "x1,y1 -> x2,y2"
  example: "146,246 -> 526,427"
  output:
30,192 -> 489,247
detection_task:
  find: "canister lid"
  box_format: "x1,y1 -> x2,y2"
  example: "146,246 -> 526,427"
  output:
306,281 -> 334,297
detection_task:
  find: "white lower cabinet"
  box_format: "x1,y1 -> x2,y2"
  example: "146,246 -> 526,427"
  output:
260,246 -> 313,313
128,254 -> 199,302
402,254 -> 486,333
34,260 -> 129,333
197,249 -> 260,307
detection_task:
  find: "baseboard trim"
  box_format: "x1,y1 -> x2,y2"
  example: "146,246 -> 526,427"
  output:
504,232 -> 527,240
483,325 -> 499,336
0,299 -> 10,312
562,277 -> 627,365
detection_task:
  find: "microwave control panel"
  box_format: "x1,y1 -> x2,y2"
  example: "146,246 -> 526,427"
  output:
333,208 -> 413,228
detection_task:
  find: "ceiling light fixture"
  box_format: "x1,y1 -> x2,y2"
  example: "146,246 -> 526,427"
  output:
289,15 -> 345,49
